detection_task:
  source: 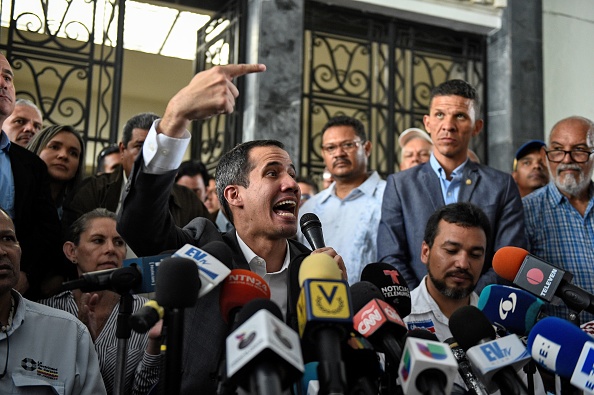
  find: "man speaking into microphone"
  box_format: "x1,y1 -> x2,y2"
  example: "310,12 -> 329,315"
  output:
117,64 -> 346,394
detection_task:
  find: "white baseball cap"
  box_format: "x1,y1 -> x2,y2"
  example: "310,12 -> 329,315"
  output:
398,128 -> 432,147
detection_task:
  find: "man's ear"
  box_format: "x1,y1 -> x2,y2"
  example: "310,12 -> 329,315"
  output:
420,241 -> 430,266
224,185 -> 242,209
63,242 -> 77,264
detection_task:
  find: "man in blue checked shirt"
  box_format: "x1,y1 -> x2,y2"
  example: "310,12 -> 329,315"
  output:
523,116 -> 594,323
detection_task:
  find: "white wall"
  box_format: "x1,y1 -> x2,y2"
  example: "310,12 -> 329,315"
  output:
543,0 -> 594,139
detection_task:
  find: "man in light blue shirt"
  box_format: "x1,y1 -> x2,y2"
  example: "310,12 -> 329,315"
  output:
297,116 -> 386,284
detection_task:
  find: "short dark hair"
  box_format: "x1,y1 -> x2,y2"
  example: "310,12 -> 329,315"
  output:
175,160 -> 211,185
423,202 -> 491,248
67,208 -> 118,245
96,144 -> 120,173
295,176 -> 319,195
429,79 -> 481,115
321,115 -> 367,141
215,140 -> 285,225
121,113 -> 159,146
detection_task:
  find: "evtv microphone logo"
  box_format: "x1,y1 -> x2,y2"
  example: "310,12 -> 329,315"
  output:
480,342 -> 511,362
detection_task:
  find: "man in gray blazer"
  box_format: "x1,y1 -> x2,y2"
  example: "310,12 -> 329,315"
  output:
377,79 -> 526,293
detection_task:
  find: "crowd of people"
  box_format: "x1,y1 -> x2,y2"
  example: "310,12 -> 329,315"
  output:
0,46 -> 593,395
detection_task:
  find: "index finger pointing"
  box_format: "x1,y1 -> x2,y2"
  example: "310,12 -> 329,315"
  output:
226,63 -> 266,78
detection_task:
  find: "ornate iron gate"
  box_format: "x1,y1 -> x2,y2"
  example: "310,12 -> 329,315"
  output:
301,2 -> 486,181
0,0 -> 125,173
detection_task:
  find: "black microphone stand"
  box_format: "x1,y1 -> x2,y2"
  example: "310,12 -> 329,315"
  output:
158,307 -> 184,395
114,292 -> 133,395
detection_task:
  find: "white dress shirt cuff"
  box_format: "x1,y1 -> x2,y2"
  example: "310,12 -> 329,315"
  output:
142,119 -> 191,174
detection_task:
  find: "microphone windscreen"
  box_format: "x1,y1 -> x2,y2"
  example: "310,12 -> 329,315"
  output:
527,316 -> 594,378
201,241 -> 233,268
220,269 -> 271,323
361,262 -> 411,318
156,257 -> 201,308
350,281 -> 384,313
492,246 -> 529,281
478,284 -> 544,335
449,305 -> 496,351
235,298 -> 283,327
298,253 -> 341,286
300,213 -> 321,233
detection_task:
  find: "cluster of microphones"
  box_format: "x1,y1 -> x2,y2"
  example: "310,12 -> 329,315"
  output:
59,214 -> 594,395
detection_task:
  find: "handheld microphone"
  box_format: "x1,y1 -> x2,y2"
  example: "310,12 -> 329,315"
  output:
300,213 -> 325,250
450,305 -> 531,395
527,316 -> 594,393
130,300 -> 164,333
478,284 -> 545,336
493,246 -> 594,315
216,270 -> 270,395
444,337 -> 489,395
172,241 -> 232,297
350,281 -> 407,365
226,299 -> 304,395
123,241 -> 232,295
398,330 -> 458,395
220,269 -> 271,326
361,262 -> 411,318
297,253 -> 351,395
61,266 -> 142,294
156,256 -> 201,395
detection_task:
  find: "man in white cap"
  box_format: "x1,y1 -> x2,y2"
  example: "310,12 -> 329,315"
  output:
399,127 -> 433,171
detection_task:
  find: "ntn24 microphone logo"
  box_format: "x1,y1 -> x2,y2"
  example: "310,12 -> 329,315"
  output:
226,272 -> 269,295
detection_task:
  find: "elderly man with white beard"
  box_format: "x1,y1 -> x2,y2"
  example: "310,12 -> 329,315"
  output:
523,116 -> 594,323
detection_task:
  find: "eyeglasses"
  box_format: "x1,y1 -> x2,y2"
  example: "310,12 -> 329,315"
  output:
321,140 -> 364,155
544,149 -> 594,163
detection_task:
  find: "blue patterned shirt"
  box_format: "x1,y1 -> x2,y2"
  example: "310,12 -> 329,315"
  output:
297,171 -> 386,284
523,182 -> 594,323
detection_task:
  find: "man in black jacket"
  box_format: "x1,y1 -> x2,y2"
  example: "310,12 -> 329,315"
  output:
118,64 -> 346,393
0,53 -> 62,300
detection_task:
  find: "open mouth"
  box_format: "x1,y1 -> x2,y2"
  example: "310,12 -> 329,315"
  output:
273,199 -> 297,217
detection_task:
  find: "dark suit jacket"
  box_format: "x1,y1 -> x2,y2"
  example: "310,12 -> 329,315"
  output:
377,160 -> 527,292
62,165 -> 210,234
7,142 -> 62,300
117,155 -> 311,394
